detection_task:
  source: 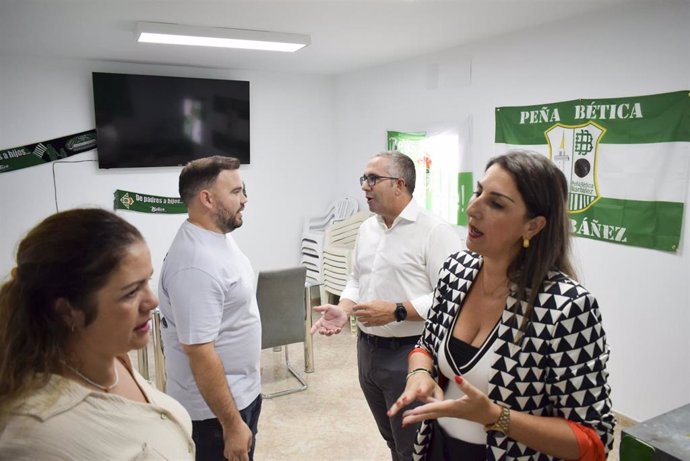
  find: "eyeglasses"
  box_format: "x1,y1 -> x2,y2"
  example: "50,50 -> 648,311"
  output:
359,174 -> 400,187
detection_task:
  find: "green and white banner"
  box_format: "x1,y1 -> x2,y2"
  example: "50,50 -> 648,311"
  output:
387,130 -> 473,226
387,130 -> 430,206
0,130 -> 97,174
496,90 -> 690,252
114,189 -> 187,214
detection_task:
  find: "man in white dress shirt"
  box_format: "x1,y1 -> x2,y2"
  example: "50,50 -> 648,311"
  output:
312,151 -> 461,461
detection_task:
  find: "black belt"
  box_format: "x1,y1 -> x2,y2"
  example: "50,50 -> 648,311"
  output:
358,329 -> 419,349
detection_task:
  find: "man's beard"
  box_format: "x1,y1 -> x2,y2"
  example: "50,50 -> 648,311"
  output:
214,205 -> 243,233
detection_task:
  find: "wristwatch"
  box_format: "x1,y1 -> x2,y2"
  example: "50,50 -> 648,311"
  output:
394,303 -> 407,322
484,402 -> 511,435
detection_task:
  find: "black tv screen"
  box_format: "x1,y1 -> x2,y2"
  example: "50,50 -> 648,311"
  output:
93,72 -> 250,168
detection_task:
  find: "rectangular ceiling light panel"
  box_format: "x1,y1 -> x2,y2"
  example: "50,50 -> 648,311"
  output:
136,22 -> 310,52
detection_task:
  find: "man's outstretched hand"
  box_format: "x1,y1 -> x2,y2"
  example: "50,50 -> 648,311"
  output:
310,304 -> 348,336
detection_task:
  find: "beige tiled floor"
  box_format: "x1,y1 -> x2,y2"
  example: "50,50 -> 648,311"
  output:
254,311 -> 629,461
135,310 -> 629,460
256,325 -> 390,460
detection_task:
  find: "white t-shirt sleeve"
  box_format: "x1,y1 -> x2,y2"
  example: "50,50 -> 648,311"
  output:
166,268 -> 226,345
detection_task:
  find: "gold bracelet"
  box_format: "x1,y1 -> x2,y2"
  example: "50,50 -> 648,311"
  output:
484,402 -> 510,435
405,368 -> 432,380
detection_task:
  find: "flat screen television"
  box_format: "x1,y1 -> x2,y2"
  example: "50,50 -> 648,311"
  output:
92,72 -> 250,168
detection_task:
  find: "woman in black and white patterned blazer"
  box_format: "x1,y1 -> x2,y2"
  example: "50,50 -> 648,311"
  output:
389,151 -> 614,461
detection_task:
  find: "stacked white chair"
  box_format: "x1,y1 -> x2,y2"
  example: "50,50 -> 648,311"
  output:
319,211 -> 370,304
300,197 -> 359,283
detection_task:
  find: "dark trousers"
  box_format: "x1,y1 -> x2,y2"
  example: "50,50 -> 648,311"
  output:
358,332 -> 421,461
192,394 -> 262,461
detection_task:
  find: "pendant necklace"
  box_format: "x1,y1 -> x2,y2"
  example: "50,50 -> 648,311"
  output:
65,363 -> 120,392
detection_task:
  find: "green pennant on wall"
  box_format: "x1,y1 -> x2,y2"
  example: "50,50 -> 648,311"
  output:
114,189 -> 187,214
0,130 -> 97,174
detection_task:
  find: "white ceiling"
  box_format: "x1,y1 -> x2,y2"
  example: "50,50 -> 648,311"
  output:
0,0 -> 645,75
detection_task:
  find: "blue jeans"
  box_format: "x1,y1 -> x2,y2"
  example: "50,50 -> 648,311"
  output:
192,394 -> 262,461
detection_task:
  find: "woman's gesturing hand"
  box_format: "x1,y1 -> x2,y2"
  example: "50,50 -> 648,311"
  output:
396,375 -> 500,427
387,371 -> 444,420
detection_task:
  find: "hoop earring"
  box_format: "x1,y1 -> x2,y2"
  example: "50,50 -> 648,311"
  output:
523,238 -> 530,249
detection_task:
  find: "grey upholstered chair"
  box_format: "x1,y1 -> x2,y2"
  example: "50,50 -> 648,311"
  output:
256,266 -> 308,399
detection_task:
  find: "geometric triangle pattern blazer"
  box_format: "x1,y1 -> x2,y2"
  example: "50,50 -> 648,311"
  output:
413,250 -> 615,460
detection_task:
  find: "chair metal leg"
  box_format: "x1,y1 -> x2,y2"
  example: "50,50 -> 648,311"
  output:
151,309 -> 167,391
304,284 -> 316,373
350,314 -> 357,334
137,345 -> 149,380
261,345 -> 308,399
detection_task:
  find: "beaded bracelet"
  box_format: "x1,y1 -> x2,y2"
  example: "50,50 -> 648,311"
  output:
406,367 -> 432,380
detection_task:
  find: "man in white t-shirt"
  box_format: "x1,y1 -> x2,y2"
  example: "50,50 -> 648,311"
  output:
159,156 -> 261,461
311,151 -> 462,461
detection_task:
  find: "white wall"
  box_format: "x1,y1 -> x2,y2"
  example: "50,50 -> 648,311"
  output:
333,1 -> 690,421
0,56 -> 337,289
